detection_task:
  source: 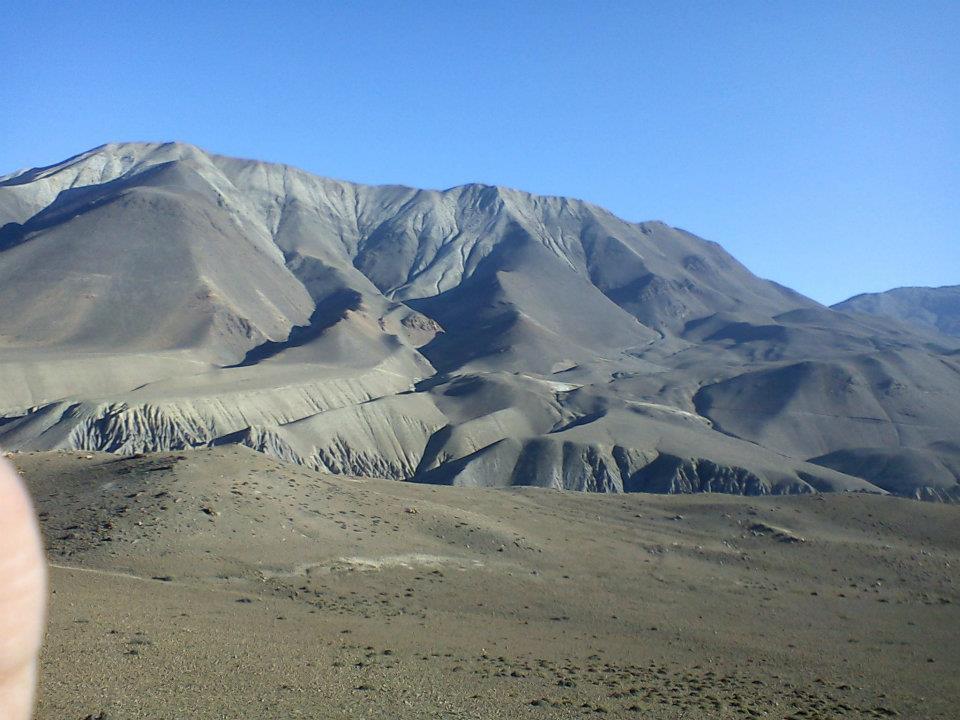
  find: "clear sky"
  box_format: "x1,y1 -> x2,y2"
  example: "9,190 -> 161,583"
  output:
2,1 -> 957,305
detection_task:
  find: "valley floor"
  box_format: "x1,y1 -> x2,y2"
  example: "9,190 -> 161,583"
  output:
12,448 -> 959,719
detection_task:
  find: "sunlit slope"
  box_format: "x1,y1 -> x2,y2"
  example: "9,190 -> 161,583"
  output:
2,142 -> 958,499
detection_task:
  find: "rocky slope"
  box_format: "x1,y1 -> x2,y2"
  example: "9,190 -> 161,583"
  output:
1,142 -> 958,500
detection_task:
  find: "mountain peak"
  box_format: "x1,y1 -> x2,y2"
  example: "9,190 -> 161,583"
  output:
834,284 -> 960,338
1,144 -> 958,501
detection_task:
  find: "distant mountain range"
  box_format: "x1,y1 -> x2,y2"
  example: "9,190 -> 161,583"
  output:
1,142 -> 958,500
833,285 -> 960,339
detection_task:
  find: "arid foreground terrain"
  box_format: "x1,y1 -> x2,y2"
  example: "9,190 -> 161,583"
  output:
14,448 -> 959,719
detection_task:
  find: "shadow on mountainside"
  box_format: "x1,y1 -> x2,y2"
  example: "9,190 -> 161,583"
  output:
229,289 -> 363,367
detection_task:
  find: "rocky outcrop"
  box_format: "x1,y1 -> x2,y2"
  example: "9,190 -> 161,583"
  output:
625,455 -> 789,495
0,365 -> 413,453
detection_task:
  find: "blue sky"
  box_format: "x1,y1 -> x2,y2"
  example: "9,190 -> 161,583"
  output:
2,1 -> 957,304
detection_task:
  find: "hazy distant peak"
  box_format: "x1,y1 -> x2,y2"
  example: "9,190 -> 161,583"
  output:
839,284 -> 960,304
833,285 -> 960,338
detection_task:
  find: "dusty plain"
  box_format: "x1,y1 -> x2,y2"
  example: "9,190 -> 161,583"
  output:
12,447 -> 959,719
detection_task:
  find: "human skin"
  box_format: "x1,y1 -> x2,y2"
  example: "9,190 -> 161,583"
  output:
0,459 -> 46,720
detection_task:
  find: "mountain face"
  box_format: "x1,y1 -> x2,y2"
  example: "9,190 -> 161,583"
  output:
833,285 -> 960,339
1,142 -> 959,501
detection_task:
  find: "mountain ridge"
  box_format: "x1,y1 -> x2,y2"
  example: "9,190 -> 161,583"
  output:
1,142 -> 958,501
833,284 -> 960,339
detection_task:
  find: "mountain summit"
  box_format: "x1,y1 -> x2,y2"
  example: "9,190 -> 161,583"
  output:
833,285 -> 960,339
2,143 -> 958,500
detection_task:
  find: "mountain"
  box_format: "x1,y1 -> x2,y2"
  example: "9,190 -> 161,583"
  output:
833,285 -> 960,338
1,142 -> 959,500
